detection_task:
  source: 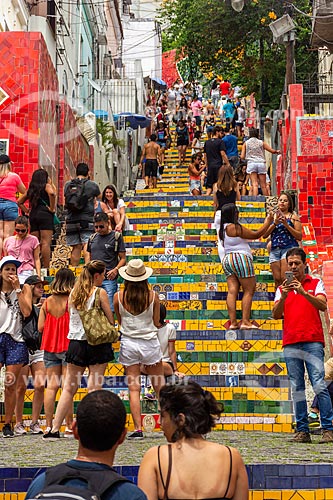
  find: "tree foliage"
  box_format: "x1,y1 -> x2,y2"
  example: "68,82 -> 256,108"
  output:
160,0 -> 317,109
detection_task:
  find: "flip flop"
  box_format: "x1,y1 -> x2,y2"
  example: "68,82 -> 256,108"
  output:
229,325 -> 239,330
240,324 -> 260,330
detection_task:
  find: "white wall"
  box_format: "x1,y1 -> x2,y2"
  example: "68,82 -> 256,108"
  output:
0,0 -> 29,31
122,19 -> 161,79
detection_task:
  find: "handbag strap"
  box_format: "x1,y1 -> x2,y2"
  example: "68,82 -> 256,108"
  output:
94,287 -> 101,308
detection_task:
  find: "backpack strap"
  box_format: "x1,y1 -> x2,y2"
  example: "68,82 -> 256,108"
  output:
44,462 -> 129,497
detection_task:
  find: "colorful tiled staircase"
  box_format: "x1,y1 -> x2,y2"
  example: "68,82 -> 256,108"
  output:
14,137 -> 294,434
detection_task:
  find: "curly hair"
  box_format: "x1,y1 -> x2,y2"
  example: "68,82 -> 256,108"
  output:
159,381 -> 223,442
70,260 -> 105,310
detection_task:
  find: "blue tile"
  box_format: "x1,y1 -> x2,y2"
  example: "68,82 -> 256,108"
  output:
305,464 -> 332,476
5,478 -> 31,492
20,467 -> 44,479
0,468 -> 19,479
319,477 -> 333,488
251,465 -> 265,488
266,477 -> 292,489
0,480 -> 4,492
279,465 -> 305,476
292,477 -> 319,489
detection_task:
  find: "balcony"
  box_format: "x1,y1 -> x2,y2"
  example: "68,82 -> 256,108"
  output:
311,0 -> 333,52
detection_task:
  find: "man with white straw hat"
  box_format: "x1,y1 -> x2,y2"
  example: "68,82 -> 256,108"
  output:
114,259 -> 165,440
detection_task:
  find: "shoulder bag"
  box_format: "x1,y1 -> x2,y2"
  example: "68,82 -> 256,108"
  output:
79,288 -> 119,345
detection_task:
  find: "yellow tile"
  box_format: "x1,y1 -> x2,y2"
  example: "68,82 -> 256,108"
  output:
252,492 -> 264,500
315,490 -> 325,500
263,492 -> 281,500
282,491 -> 297,500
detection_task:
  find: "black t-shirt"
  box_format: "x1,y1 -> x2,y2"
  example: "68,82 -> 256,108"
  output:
87,231 -> 125,271
216,189 -> 237,210
204,138 -> 226,168
65,179 -> 100,222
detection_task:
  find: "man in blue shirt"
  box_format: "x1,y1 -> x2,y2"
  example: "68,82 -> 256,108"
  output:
222,129 -> 239,170
222,99 -> 236,130
25,391 -> 147,500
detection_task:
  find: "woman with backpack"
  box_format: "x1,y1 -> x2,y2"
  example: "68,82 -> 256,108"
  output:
43,260 -> 115,440
38,268 -> 76,438
17,169 -> 56,268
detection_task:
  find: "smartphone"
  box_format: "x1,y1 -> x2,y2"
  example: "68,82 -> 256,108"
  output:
285,271 -> 294,284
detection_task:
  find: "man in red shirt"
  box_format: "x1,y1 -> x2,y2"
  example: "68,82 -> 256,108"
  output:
273,247 -> 333,443
219,79 -> 231,97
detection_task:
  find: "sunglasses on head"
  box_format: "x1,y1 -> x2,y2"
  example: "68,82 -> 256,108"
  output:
94,225 -> 106,229
16,228 -> 27,233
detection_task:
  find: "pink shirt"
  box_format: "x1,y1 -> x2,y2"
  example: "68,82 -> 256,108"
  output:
191,100 -> 203,117
4,234 -> 40,273
0,172 -> 24,202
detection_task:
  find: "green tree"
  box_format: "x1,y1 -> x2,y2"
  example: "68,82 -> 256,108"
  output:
160,0 -> 317,109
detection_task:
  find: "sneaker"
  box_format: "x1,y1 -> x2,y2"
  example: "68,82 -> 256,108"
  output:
14,422 -> 27,436
308,414 -> 320,427
30,421 -> 43,435
2,424 -> 14,438
42,429 -> 60,441
127,430 -> 144,440
291,431 -> 311,443
319,430 -> 333,444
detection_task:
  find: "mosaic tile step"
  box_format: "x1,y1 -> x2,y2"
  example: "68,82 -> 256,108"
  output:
129,222 -> 266,230
125,198 -> 266,207
128,216 -> 265,224
170,329 -> 283,340
159,290 -> 276,301
159,309 -> 274,320
125,253 -> 269,264
124,260 -> 272,273
126,206 -> 266,214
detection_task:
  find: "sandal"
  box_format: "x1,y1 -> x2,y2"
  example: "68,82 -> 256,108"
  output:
240,324 -> 259,330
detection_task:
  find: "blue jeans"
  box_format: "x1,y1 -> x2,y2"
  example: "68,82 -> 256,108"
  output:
284,342 -> 333,432
102,279 -> 118,312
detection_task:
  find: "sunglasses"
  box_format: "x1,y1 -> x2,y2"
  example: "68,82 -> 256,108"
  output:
94,225 -> 106,229
15,228 -> 27,233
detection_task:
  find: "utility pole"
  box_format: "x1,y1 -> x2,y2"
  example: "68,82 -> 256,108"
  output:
284,1 -> 296,87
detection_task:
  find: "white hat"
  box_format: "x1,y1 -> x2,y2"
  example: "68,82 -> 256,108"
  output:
0,256 -> 21,270
118,259 -> 153,282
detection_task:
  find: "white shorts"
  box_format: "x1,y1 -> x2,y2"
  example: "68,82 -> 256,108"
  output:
18,270 -> 34,285
246,162 -> 266,175
119,336 -> 162,367
29,349 -> 44,365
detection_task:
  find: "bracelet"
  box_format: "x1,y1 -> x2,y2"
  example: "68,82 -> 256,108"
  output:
15,288 -> 22,294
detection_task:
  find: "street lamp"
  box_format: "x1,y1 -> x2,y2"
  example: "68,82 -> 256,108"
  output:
231,0 -> 244,12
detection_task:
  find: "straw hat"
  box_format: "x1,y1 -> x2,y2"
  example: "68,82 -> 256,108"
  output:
118,259 -> 153,282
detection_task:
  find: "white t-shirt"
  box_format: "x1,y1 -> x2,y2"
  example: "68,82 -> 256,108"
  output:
68,288 -> 98,341
0,290 -> 24,342
157,323 -> 177,362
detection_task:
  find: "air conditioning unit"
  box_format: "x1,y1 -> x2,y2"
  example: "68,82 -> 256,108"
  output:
97,32 -> 107,45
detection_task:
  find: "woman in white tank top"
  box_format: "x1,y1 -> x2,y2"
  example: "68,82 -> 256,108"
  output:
219,204 -> 273,330
115,259 -> 165,440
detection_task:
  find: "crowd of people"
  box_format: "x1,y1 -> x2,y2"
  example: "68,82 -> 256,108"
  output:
0,76 -> 332,500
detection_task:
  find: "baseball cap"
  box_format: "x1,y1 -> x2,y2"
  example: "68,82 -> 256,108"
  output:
24,275 -> 48,286
0,256 -> 21,270
0,154 -> 11,164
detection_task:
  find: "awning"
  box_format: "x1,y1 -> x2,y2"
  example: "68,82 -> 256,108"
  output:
114,112 -> 151,130
151,77 -> 167,88
93,110 -> 109,119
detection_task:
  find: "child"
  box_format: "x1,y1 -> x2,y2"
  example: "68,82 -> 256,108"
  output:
235,161 -> 249,196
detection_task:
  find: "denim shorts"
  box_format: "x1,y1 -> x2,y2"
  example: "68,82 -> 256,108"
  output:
0,333 -> 29,366
102,279 -> 118,312
269,247 -> 290,264
0,199 -> 19,221
189,179 -> 201,194
246,162 -> 266,175
43,350 -> 67,368
66,221 -> 93,246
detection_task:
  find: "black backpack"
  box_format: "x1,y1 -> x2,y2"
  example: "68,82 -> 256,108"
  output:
22,305 -> 42,354
65,179 -> 89,213
34,463 -> 129,500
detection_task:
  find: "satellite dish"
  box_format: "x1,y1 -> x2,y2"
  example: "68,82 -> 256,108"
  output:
231,0 -> 244,12
88,78 -> 102,93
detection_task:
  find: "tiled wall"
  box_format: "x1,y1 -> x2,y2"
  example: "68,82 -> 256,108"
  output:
0,32 -> 92,197
1,465 -> 333,498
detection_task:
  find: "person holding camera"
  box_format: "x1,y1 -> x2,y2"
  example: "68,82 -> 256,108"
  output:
273,247 -> 333,444
263,192 -> 302,288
